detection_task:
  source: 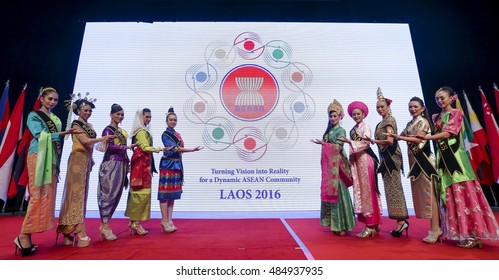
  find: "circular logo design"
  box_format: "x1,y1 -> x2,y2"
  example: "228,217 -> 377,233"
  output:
220,65 -> 279,121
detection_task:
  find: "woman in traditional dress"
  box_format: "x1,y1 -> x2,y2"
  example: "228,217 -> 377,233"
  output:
386,97 -> 441,243
125,108 -> 164,235
311,99 -> 356,235
158,107 -> 203,232
423,86 -> 499,248
14,87 -> 78,256
367,88 -> 409,237
57,98 -> 113,247
97,104 -> 136,241
338,101 -> 382,238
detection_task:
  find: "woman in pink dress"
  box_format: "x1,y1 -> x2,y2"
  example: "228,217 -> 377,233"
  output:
423,86 -> 499,248
338,101 -> 382,238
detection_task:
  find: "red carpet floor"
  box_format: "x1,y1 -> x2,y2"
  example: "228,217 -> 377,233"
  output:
1,217 -> 306,260
287,216 -> 499,260
1,215 -> 498,260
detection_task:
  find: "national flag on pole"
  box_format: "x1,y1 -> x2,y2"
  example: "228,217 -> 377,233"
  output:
0,81 -> 10,143
480,87 -> 499,183
494,83 -> 499,119
7,89 -> 41,199
462,91 -> 493,186
0,85 -> 25,203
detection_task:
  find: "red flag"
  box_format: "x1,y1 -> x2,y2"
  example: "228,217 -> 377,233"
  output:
462,91 -> 493,186
495,83 -> 499,119
7,93 -> 41,199
0,81 -> 10,143
480,87 -> 499,183
0,86 -> 25,202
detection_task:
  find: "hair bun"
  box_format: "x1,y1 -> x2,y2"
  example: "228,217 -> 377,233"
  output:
168,107 -> 174,113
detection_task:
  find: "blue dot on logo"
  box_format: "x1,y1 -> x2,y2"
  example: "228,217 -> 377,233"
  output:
294,101 -> 305,113
196,72 -> 207,83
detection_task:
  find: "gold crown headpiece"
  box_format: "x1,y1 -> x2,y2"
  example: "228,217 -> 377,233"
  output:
327,99 -> 344,118
376,87 -> 392,104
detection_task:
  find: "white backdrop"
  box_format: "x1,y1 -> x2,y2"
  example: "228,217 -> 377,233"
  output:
58,22 -> 424,215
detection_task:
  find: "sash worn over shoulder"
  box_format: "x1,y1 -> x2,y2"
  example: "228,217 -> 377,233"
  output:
350,128 -> 379,165
350,127 -> 381,195
407,141 -> 438,180
435,124 -> 462,175
376,138 -> 399,176
72,120 -> 96,139
162,129 -> 183,172
106,125 -> 126,144
35,110 -> 62,156
132,129 -> 157,174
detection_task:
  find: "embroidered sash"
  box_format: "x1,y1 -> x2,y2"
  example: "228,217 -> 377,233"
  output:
407,141 -> 438,180
106,125 -> 127,144
435,124 -> 462,175
162,129 -> 183,173
376,139 -> 399,176
350,128 -> 379,165
72,120 -> 96,139
350,127 -> 381,195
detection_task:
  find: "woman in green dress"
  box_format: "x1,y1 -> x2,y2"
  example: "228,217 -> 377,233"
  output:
311,99 -> 356,235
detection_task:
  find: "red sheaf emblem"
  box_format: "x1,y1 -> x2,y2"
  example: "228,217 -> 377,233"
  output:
220,64 -> 279,121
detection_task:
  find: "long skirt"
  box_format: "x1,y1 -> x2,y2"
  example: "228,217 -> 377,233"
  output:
21,154 -> 58,234
382,171 -> 409,220
98,160 -> 127,223
444,180 -> 499,241
321,185 -> 357,232
57,152 -> 91,235
124,188 -> 151,221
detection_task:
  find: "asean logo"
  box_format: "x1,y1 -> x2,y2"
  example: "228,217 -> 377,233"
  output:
220,64 -> 279,121
183,31 -> 315,162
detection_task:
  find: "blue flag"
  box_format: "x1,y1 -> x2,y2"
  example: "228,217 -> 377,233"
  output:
0,82 -> 10,143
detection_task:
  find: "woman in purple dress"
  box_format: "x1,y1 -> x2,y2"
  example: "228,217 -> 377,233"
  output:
97,104 -> 135,241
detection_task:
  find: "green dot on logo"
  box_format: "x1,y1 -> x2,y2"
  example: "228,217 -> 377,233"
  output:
273,49 -> 284,60
212,127 -> 224,140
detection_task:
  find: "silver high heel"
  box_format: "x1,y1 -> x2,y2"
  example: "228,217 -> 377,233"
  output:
99,225 -> 118,241
422,229 -> 443,244
129,221 -> 148,236
160,221 -> 176,233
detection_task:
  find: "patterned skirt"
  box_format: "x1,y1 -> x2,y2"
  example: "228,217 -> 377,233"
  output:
444,180 -> 499,241
158,169 -> 183,201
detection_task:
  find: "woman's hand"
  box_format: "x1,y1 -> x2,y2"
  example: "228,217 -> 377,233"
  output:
192,146 -> 203,152
310,139 -> 323,144
362,136 -> 374,144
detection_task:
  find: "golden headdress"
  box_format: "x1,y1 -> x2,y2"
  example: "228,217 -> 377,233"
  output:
327,99 -> 344,119
376,87 -> 392,104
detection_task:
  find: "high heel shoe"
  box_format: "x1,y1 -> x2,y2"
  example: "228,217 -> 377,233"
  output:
63,234 -> 75,246
160,221 -> 176,233
356,226 -> 377,238
391,220 -> 409,238
76,234 -> 91,248
14,237 -> 36,257
99,225 -> 117,241
129,221 -> 148,236
422,229 -> 443,244
457,237 -> 483,249
56,232 -> 75,246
